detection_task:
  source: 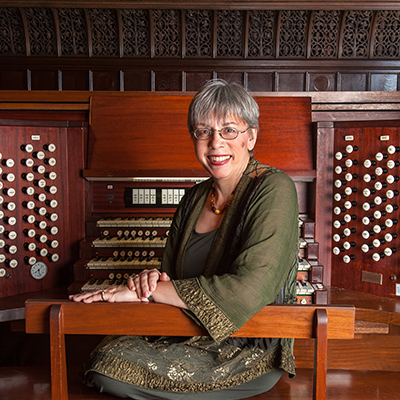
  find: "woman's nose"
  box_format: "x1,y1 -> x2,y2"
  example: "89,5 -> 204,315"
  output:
208,130 -> 224,148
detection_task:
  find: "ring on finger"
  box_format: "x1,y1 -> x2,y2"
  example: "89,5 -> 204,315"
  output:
100,290 -> 106,302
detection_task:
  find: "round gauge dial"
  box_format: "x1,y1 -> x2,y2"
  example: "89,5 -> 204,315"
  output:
30,261 -> 48,280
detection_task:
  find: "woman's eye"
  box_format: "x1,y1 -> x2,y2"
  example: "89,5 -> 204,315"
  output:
224,128 -> 236,133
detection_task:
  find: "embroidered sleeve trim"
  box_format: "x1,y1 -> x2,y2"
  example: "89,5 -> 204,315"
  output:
173,278 -> 237,342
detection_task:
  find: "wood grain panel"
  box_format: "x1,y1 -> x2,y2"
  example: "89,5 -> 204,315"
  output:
86,95 -> 312,177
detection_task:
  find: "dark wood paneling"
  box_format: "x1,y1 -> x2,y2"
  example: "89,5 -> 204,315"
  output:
92,71 -> 120,91
309,74 -> 336,91
0,70 -> 27,91
1,8 -> 400,93
370,73 -> 399,91
0,1 -> 398,9
123,70 -> 152,91
340,73 -> 368,91
61,71 -> 90,91
154,71 -> 182,91
247,72 -> 274,92
278,73 -> 305,92
30,71 -> 59,91
185,72 -> 214,92
216,71 -> 244,85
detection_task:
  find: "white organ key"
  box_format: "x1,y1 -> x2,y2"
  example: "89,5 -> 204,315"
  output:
92,235 -> 167,248
296,281 -> 315,295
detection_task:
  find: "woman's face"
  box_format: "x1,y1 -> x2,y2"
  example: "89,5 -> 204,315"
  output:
192,114 -> 257,183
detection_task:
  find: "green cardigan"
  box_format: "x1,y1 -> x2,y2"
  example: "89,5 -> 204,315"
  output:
164,158 -> 299,341
83,158 -> 299,392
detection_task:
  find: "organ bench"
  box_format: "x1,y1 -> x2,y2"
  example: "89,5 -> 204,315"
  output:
25,299 -> 355,400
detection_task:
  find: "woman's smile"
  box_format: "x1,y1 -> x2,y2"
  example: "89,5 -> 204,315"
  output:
208,155 -> 232,165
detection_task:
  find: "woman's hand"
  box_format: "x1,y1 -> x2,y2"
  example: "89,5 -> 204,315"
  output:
69,284 -> 141,303
128,269 -> 170,301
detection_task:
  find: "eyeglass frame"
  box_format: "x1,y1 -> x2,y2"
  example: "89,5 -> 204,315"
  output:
191,126 -> 251,141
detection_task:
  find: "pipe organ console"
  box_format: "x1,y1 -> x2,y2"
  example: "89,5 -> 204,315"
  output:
15,96 -> 400,305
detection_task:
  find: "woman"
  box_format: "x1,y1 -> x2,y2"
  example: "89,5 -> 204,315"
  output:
70,80 -> 299,400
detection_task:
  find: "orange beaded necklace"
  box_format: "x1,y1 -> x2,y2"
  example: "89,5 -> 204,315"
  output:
209,183 -> 235,215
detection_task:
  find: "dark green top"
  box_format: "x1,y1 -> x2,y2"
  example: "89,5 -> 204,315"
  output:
182,229 -> 216,279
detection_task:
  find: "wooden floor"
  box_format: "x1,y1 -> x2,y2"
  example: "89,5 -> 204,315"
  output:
2,367 -> 400,400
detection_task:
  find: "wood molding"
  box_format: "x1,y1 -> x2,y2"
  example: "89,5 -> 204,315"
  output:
1,90 -> 400,111
0,1 -> 400,10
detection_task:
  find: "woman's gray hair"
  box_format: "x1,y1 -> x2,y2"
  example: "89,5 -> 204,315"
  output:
187,79 -> 259,133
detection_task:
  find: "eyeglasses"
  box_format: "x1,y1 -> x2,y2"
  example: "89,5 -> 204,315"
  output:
192,127 -> 250,141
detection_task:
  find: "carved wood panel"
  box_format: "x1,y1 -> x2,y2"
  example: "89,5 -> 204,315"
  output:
1,8 -> 400,92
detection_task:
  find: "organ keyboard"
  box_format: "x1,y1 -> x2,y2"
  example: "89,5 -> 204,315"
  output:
72,183 -> 327,305
92,236 -> 168,248
86,254 -> 162,269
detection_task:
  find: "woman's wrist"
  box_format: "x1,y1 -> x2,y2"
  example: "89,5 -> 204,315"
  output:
150,281 -> 188,309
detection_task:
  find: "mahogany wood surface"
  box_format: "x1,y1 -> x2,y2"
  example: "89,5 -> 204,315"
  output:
86,95 -> 312,177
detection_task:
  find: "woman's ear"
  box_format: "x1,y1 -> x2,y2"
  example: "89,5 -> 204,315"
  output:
248,128 -> 258,151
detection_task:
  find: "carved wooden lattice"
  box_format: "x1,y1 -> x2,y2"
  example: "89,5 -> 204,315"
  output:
310,10 -> 340,58
248,10 -> 275,58
90,8 -> 118,56
279,10 -> 308,58
58,8 -> 88,56
185,9 -> 213,57
341,10 -> 373,58
0,7 -> 24,55
217,10 -> 243,57
153,9 -> 180,57
25,8 -> 57,55
122,9 -> 149,57
373,10 -> 400,58
1,8 -> 400,60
